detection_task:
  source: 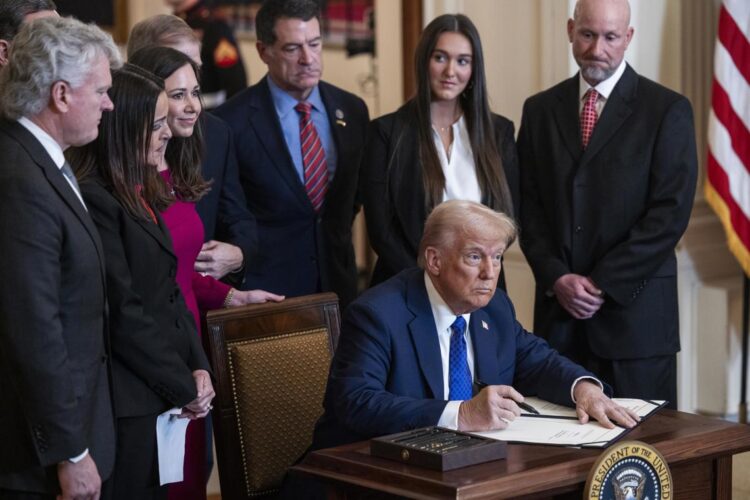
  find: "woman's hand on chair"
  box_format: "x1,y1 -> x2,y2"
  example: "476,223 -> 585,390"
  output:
227,289 -> 285,306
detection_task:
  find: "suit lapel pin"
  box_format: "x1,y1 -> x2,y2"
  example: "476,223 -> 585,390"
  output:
482,320 -> 489,330
335,108 -> 346,127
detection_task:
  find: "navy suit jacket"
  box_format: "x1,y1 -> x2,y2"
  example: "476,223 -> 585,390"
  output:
214,77 -> 369,307
312,268 -> 599,450
197,113 -> 257,271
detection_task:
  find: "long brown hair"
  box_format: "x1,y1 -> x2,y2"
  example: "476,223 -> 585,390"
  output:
129,46 -> 211,202
68,64 -> 172,219
414,14 -> 513,216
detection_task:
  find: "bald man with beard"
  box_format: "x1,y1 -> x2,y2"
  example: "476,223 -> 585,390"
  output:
518,0 -> 697,408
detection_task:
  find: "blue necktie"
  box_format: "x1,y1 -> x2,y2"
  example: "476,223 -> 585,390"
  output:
448,316 -> 472,400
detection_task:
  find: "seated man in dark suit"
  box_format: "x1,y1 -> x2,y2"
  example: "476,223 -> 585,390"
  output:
312,200 -> 639,449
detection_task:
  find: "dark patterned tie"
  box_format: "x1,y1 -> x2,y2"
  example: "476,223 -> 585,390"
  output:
448,316 -> 472,400
61,161 -> 86,209
60,161 -> 81,197
295,101 -> 329,212
580,88 -> 599,148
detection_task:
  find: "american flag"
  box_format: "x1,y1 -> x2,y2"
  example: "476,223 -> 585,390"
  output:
706,0 -> 750,275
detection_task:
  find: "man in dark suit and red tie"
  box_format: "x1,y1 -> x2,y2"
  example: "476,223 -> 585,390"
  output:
518,0 -> 698,408
215,0 -> 369,308
0,17 -> 121,499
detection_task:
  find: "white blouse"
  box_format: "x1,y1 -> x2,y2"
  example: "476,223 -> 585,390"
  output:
431,115 -> 482,204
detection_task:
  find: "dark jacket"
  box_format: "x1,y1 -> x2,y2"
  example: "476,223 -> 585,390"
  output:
312,268 -> 599,450
197,112 -> 257,273
81,178 -> 210,418
518,64 -> 698,360
215,77 -> 369,307
0,120 -> 114,493
360,100 -> 520,287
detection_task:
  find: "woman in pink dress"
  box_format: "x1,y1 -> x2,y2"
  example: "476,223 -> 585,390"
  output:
130,46 -> 283,500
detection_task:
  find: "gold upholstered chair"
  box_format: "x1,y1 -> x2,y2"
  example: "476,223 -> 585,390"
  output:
204,293 -> 341,499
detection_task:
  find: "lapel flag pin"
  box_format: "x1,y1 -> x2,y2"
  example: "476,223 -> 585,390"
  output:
482,320 -> 489,330
335,109 -> 346,127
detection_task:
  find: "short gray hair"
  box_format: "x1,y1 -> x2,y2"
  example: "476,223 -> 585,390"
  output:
127,14 -> 198,59
417,200 -> 517,268
0,16 -> 122,120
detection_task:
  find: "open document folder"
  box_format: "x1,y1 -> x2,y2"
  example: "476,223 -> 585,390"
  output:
470,397 -> 666,448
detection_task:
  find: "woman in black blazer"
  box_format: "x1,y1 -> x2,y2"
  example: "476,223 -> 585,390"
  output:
360,14 -> 519,288
69,64 -> 214,500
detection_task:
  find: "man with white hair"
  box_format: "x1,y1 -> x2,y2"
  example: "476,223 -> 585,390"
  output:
311,200 -> 638,451
518,0 -> 697,408
0,16 -> 121,499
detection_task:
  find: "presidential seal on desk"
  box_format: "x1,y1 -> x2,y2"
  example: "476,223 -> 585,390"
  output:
585,440 -> 672,500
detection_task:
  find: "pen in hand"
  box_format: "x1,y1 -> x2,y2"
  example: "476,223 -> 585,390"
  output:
517,400 -> 541,415
474,380 -> 540,415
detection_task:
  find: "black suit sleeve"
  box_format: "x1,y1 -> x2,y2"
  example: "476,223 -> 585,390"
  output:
518,100 -> 573,290
590,97 -> 698,304
0,172 -> 86,465
497,119 -> 521,220
360,118 -> 417,275
84,187 -> 198,408
214,126 -> 258,270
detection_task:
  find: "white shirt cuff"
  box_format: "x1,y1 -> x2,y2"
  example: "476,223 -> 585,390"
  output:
437,401 -> 462,430
570,376 -> 604,403
68,448 -> 89,463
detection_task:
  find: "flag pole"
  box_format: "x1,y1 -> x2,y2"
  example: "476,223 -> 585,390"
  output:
741,274 -> 749,424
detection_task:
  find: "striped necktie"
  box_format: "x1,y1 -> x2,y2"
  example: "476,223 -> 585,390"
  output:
295,101 -> 329,212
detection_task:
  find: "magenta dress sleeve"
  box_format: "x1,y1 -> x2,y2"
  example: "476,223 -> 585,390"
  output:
192,271 -> 231,312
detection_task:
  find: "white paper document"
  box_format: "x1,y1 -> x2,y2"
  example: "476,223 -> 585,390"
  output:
519,397 -> 665,419
471,397 -> 665,448
156,407 -> 190,485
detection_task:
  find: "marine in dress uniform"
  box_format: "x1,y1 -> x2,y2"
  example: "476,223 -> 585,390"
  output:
177,0 -> 247,108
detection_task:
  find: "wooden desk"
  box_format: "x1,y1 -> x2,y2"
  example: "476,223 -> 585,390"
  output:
291,410 -> 750,499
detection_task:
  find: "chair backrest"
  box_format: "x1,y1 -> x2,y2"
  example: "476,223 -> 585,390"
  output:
205,293 -> 340,499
